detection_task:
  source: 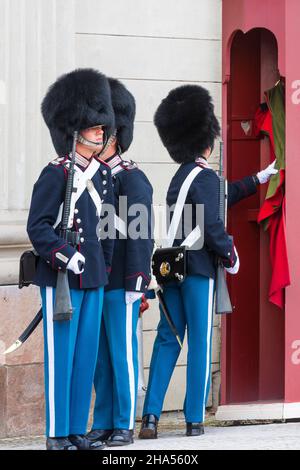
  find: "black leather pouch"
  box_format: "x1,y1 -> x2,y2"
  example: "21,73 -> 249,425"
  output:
152,246 -> 186,286
19,250 -> 39,288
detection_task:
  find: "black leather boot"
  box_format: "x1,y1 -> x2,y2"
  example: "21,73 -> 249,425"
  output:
86,429 -> 113,443
106,429 -> 134,446
46,437 -> 78,450
186,422 -> 205,436
138,414 -> 158,439
69,434 -> 106,450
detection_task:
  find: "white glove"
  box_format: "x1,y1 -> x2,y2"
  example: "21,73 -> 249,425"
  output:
125,291 -> 143,304
67,252 -> 85,274
148,275 -> 158,290
224,247 -> 240,275
256,160 -> 278,184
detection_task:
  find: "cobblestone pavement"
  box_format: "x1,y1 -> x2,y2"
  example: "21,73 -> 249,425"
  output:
1,412 -> 300,450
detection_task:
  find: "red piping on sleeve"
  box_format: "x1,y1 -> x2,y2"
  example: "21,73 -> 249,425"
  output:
125,272 -> 150,282
51,243 -> 68,268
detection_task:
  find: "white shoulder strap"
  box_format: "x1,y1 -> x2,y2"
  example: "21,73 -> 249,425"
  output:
53,158 -> 101,229
163,166 -> 203,248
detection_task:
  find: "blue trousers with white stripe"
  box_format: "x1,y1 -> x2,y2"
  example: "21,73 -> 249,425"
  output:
92,289 -> 140,430
143,275 -> 214,423
41,286 -> 104,437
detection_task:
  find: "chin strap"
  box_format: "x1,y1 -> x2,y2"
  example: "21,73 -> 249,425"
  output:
77,133 -> 104,148
78,129 -> 118,158
97,130 -> 118,158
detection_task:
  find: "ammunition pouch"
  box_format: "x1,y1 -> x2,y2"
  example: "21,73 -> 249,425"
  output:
19,250 -> 39,289
152,246 -> 186,286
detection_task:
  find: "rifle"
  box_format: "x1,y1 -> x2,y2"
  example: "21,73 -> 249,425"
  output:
215,141 -> 233,314
53,130 -> 81,321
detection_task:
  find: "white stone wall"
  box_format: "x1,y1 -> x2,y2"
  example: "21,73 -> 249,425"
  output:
0,0 -> 76,284
0,0 -> 222,414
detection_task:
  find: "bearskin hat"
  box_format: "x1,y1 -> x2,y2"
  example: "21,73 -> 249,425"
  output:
41,68 -> 114,156
154,85 -> 220,164
108,78 -> 136,153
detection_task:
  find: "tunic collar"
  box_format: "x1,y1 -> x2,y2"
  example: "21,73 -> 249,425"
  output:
72,151 -> 92,170
105,153 -> 122,170
195,156 -> 211,169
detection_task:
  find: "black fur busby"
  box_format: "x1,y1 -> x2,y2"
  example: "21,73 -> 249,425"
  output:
108,78 -> 136,153
41,68 -> 114,156
154,85 -> 220,164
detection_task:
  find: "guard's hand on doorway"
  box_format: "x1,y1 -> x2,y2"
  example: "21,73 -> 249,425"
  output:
256,160 -> 278,184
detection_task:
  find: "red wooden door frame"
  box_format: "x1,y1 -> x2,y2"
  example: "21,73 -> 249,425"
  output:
221,1 -> 300,416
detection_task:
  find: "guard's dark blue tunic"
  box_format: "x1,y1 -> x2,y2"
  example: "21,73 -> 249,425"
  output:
105,154 -> 154,293
167,160 -> 257,279
27,154 -> 115,289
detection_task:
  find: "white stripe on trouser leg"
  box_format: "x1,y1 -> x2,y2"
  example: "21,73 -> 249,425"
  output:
46,287 -> 55,437
126,303 -> 135,429
202,278 -> 214,421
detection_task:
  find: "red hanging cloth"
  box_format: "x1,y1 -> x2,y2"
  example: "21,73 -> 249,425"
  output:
254,83 -> 290,309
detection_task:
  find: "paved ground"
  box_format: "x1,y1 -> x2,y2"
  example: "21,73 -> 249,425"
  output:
1,412 -> 300,450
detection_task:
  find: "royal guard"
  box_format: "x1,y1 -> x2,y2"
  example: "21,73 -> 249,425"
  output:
86,78 -> 154,447
27,69 -> 115,450
138,85 -> 277,439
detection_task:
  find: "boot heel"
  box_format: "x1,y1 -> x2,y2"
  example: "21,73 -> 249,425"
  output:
138,414 -> 158,439
186,422 -> 204,437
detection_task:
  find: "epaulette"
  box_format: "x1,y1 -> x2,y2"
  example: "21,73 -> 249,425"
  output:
49,156 -> 69,167
120,159 -> 138,171
49,156 -> 64,166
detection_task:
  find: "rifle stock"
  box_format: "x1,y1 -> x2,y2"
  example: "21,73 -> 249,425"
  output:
215,263 -> 232,314
53,270 -> 73,321
215,142 -> 233,314
53,131 -> 78,321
